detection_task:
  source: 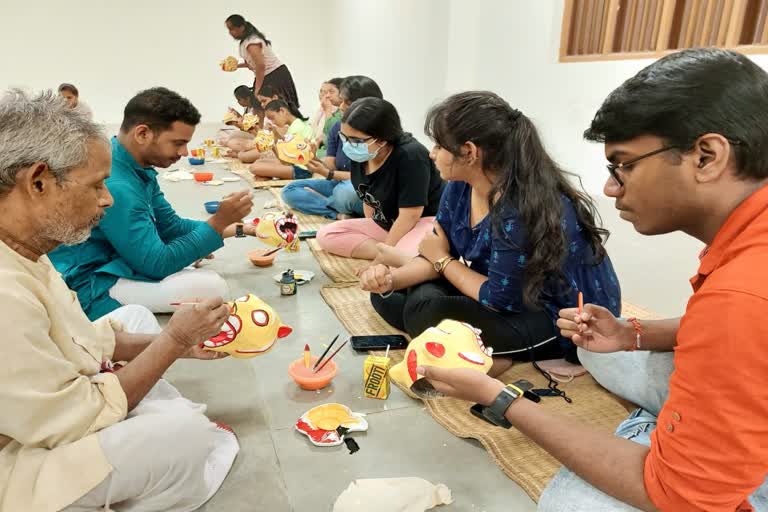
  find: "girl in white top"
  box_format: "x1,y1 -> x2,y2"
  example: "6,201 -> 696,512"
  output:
224,15 -> 301,112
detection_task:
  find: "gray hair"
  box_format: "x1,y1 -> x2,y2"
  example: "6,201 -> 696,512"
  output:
0,89 -> 108,193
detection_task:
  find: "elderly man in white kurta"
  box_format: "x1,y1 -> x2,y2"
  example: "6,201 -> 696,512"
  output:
0,90 -> 238,512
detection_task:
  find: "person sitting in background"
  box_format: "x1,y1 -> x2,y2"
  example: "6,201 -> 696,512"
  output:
0,89 -> 237,512
50,87 -> 256,320
219,85 -> 264,150
281,75 -> 382,220
58,82 -> 93,119
248,99 -> 315,180
309,78 -> 343,158
317,97 -> 444,259
360,91 -> 620,369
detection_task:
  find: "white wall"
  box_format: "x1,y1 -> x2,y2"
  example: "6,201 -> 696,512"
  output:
0,0 -> 338,126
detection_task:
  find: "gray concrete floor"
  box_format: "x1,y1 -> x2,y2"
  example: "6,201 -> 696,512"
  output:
152,125 -> 703,511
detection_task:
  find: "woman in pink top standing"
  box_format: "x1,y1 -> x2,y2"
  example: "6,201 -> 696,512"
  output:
225,14 -> 301,112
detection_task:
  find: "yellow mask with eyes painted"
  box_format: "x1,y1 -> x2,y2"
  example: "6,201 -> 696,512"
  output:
390,320 -> 494,398
251,211 -> 300,252
276,134 -> 314,166
202,294 -> 292,359
254,129 -> 275,152
220,56 -> 238,72
242,113 -> 260,132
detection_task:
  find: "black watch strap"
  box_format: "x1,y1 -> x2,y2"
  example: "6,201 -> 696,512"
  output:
235,224 -> 245,238
482,380 -> 540,428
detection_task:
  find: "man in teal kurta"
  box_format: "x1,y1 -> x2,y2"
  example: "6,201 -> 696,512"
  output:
50,87 -> 255,320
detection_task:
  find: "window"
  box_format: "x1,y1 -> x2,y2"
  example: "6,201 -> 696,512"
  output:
560,0 -> 768,61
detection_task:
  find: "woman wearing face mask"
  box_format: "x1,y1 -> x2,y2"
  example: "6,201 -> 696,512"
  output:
359,91 -> 621,366
249,99 -> 314,180
316,98 -> 445,259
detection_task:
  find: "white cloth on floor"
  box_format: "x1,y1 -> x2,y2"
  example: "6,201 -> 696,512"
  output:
63,379 -> 239,512
109,268 -> 229,314
333,478 -> 453,512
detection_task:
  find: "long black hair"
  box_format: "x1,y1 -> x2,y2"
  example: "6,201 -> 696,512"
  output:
234,85 -> 260,112
226,14 -> 272,45
425,91 -> 609,308
343,98 -> 403,143
265,99 -> 308,122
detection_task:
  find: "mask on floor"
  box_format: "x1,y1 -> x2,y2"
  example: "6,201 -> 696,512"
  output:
252,211 -> 300,252
254,129 -> 275,152
390,320 -> 494,398
342,140 -> 380,163
242,113 -> 260,132
276,134 -> 314,166
203,294 -> 292,358
295,403 -> 368,447
220,55 -> 238,72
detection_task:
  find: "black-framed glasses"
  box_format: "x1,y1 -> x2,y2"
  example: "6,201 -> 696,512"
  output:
607,138 -> 744,187
606,145 -> 678,187
339,132 -> 374,145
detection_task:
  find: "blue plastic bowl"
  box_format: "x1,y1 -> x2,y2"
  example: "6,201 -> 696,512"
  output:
189,157 -> 206,165
204,201 -> 220,214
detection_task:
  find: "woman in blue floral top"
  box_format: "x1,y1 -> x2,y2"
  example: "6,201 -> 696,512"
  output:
359,91 -> 621,364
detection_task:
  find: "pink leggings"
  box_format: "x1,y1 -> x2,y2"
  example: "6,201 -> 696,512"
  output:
317,217 -> 436,258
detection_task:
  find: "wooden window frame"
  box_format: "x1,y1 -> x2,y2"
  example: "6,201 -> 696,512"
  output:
560,0 -> 768,62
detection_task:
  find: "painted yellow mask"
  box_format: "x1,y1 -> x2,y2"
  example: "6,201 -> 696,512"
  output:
222,110 -> 239,125
203,294 -> 292,359
276,134 -> 314,167
252,211 -> 300,252
242,113 -> 260,132
254,129 -> 275,152
390,320 -> 494,398
220,56 -> 238,72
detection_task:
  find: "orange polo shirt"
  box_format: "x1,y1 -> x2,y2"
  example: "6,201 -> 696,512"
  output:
644,185 -> 768,511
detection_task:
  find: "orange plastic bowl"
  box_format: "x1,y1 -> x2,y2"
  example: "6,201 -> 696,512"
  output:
288,356 -> 338,390
193,172 -> 214,182
248,249 -> 277,267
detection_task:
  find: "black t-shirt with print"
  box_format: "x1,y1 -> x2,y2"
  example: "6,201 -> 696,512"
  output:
350,134 -> 445,231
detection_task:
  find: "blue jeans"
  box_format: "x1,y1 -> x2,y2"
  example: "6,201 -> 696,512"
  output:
281,179 -> 363,219
538,350 -> 768,511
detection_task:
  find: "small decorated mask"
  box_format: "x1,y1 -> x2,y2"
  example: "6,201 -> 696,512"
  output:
390,320 -> 494,398
220,56 -> 238,72
252,211 -> 299,252
276,134 -> 314,166
242,113 -> 260,132
295,403 -> 368,447
203,294 -> 292,359
254,129 -> 275,152
222,110 -> 239,125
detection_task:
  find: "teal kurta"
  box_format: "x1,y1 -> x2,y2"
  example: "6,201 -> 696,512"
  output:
50,137 -> 224,320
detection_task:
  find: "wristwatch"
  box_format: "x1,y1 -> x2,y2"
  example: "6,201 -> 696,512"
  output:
433,255 -> 455,274
326,168 -> 335,181
235,223 -> 245,238
482,380 -> 541,428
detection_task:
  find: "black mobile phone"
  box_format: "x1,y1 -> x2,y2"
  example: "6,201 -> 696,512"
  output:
469,403 -> 497,426
298,230 -> 317,240
350,334 -> 408,352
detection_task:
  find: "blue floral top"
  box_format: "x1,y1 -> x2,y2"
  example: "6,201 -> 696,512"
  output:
436,182 -> 621,349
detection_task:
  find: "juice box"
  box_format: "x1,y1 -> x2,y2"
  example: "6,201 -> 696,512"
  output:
363,355 -> 390,400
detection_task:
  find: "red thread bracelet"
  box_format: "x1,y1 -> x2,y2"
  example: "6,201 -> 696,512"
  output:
626,317 -> 642,351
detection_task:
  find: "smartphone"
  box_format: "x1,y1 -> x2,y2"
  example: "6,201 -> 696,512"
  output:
298,230 -> 317,240
350,334 -> 408,352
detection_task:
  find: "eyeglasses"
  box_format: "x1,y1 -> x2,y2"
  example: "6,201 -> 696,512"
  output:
339,132 -> 374,145
606,145 -> 678,187
607,138 -> 743,187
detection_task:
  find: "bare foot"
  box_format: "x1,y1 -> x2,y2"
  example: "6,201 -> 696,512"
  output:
375,243 -> 412,268
488,357 -> 514,378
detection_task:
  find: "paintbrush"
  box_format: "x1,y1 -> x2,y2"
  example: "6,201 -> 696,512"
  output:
261,245 -> 284,257
312,334 -> 340,371
303,344 -> 311,369
313,338 -> 349,374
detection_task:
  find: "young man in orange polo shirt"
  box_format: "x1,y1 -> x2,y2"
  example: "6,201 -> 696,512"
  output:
418,48 -> 768,511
